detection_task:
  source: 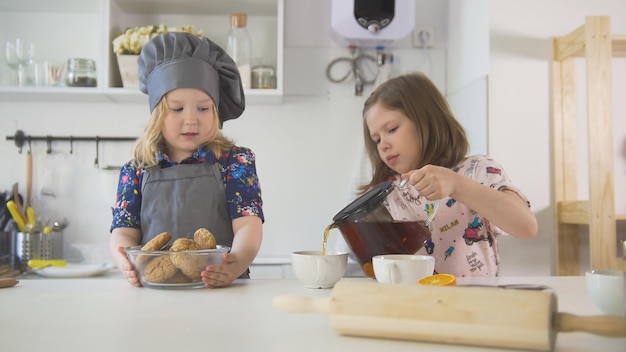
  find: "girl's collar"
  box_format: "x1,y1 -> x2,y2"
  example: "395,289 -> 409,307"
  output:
157,146 -> 213,165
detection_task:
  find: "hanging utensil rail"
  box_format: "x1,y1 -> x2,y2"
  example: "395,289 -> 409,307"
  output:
6,130 -> 136,153
6,130 -> 137,168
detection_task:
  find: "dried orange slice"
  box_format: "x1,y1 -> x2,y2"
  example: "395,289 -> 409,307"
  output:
362,262 -> 374,278
418,273 -> 457,286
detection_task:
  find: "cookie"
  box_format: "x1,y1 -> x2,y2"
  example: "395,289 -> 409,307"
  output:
170,238 -> 204,280
170,238 -> 201,251
135,232 -> 172,266
177,256 -> 205,281
143,255 -> 177,283
142,232 -> 172,251
194,228 -> 217,249
166,270 -> 194,284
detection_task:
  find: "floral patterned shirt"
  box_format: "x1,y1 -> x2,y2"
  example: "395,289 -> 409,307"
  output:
110,145 -> 263,232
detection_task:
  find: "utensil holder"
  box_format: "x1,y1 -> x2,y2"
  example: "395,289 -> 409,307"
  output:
14,231 -> 63,270
0,231 -> 19,271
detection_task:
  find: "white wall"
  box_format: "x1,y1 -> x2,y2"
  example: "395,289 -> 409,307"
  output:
489,0 -> 626,275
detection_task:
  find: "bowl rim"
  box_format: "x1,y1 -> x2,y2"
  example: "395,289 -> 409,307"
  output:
292,250 -> 348,257
124,244 -> 230,255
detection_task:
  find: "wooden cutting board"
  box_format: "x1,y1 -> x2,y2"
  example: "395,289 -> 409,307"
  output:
273,281 -> 626,351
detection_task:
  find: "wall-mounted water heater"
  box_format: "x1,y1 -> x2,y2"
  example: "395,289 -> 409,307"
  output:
330,0 -> 415,48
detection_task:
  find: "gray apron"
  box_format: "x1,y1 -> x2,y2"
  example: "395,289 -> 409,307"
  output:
140,162 -> 249,278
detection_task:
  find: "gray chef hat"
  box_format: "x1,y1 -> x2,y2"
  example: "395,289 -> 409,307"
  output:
138,31 -> 245,123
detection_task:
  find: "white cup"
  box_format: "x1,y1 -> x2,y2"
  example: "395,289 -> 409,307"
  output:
373,254 -> 435,285
585,269 -> 625,316
291,251 -> 348,289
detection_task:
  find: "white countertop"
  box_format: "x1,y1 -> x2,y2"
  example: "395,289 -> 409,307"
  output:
0,273 -> 624,352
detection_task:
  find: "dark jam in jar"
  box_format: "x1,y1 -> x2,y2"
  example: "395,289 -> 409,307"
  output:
65,58 -> 97,87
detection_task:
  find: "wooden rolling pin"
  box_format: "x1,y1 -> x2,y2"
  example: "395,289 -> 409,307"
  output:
273,281 -> 626,351
0,278 -> 19,288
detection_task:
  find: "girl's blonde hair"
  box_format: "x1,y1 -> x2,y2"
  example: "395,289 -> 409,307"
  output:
132,96 -> 235,169
359,72 -> 469,193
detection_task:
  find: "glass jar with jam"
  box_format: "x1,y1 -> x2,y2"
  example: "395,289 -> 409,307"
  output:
251,64 -> 276,89
65,58 -> 97,87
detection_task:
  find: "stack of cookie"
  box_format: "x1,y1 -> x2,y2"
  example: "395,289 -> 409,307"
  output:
131,228 -> 221,285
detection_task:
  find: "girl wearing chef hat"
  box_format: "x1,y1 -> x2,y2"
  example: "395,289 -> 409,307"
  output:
109,32 -> 263,288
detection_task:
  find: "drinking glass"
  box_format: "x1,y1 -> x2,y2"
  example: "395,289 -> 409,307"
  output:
5,40 -> 20,85
15,38 -> 35,64
5,39 -> 36,86
14,39 -> 36,86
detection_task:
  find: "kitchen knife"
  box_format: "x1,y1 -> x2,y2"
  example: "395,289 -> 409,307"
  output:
273,281 -> 626,351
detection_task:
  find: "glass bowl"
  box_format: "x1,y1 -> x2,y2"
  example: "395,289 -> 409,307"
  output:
125,245 -> 230,289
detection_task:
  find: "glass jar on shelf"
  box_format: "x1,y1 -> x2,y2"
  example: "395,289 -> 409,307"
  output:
65,58 -> 97,87
226,13 -> 252,89
251,64 -> 276,89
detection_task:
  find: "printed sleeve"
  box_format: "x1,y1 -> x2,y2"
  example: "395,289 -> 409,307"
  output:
110,161 -> 143,232
468,156 -> 530,208
464,155 -> 531,238
222,146 -> 264,222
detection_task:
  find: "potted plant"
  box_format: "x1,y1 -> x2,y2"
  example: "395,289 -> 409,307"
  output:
112,24 -> 203,88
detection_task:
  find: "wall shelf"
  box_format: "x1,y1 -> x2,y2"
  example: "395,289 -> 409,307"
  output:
0,87 -> 282,105
0,0 -> 284,104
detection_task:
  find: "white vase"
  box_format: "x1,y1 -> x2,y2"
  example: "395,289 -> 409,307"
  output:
116,54 -> 139,88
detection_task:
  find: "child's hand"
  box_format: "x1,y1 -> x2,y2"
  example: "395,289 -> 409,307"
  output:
201,252 -> 242,288
116,246 -> 142,287
404,165 -> 458,200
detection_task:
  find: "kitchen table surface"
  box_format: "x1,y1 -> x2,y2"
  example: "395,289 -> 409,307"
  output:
1,271 -> 624,352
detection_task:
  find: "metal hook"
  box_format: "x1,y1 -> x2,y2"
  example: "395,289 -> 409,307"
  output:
69,136 -> 74,154
94,136 -> 100,168
46,136 -> 52,154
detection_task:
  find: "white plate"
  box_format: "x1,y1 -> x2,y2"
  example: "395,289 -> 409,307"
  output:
35,263 -> 113,278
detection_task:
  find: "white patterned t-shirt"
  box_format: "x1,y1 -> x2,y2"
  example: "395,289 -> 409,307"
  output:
386,155 -> 530,277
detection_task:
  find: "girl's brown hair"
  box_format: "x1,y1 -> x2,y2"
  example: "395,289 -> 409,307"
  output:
132,95 -> 235,169
359,72 -> 469,193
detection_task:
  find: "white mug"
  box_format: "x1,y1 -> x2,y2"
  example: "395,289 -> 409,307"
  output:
373,254 -> 435,285
585,269 -> 625,316
291,251 -> 348,289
